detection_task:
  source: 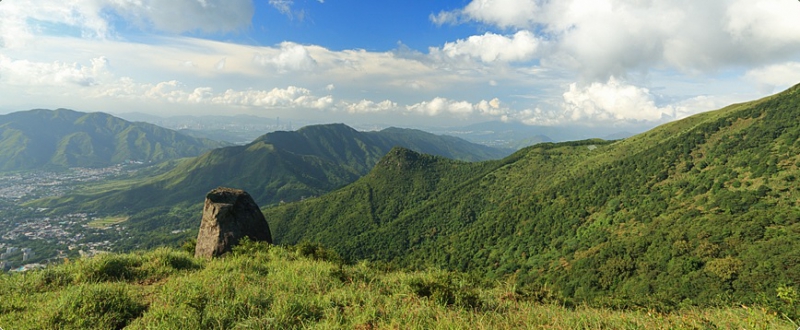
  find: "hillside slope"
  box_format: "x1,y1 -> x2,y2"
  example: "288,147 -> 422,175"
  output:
33,124 -> 510,216
264,84 -> 800,308
0,109 -> 226,170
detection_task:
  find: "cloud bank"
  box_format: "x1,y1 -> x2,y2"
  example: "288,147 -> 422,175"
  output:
1,0 -> 799,128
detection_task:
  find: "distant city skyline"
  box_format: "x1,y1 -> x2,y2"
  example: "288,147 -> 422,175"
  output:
1,0 -> 800,130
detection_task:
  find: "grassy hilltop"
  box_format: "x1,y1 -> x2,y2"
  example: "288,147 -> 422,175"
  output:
0,241 -> 793,329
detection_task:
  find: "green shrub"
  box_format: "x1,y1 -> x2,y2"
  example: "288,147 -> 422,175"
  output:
232,237 -> 272,256
180,238 -> 197,254
406,272 -> 482,309
295,241 -> 344,264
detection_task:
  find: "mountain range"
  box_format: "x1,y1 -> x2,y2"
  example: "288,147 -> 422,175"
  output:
263,84 -> 800,309
32,123 -> 510,217
13,85 -> 800,312
0,109 -> 226,171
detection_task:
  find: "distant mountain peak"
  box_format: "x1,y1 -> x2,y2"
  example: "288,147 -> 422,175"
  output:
377,147 -> 428,171
0,108 -> 226,170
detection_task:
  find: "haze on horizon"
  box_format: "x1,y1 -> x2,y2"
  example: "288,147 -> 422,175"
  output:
1,0 -> 799,131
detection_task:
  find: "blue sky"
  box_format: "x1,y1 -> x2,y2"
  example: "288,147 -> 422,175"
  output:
1,0 -> 800,129
245,1 -> 474,51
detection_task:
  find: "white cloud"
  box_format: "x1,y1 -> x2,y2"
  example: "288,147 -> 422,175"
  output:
269,0 -> 294,16
429,11 -> 461,26
745,62 -> 800,93
670,94 -> 752,120
268,0 -> 307,20
0,0 -> 254,48
0,54 -> 332,111
344,100 -> 398,114
406,97 -> 507,117
120,83 -> 334,110
254,42 -> 318,73
725,0 -> 800,56
561,77 -> 675,122
407,98 -> 465,116
432,0 -> 539,29
0,55 -> 110,87
431,31 -> 540,64
215,58 -> 227,70
435,0 -> 800,81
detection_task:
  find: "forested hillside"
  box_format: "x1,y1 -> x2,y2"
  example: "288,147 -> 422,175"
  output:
265,84 -> 800,311
0,109 -> 226,170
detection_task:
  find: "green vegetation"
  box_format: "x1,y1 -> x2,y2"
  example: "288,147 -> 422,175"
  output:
0,109 -> 226,171
264,84 -> 800,314
0,241 -> 792,329
87,216 -> 129,229
31,123 -> 510,216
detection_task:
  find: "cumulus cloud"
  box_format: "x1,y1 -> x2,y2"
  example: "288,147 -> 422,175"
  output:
254,42 -> 318,73
0,55 -> 110,87
560,77 -> 675,122
431,31 -> 540,64
432,0 -> 539,29
0,55 -> 332,111
406,97 -> 507,117
344,100 -> 398,114
112,82 -> 334,110
335,96 -> 508,118
433,0 -> 800,80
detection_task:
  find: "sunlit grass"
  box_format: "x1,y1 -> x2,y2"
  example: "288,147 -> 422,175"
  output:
86,215 -> 130,229
0,242 -> 793,329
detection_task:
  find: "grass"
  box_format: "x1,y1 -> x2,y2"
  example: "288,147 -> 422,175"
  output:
0,241 -> 794,329
86,216 -> 129,229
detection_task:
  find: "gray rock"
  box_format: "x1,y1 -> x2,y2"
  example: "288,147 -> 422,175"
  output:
195,187 -> 272,258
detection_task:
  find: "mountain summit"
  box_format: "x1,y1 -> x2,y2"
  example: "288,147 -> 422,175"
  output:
0,109 -> 225,170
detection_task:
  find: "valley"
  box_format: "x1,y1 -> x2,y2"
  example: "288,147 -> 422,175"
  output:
0,164 -> 150,271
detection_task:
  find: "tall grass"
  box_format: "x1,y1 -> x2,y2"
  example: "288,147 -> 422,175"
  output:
0,241 -> 793,329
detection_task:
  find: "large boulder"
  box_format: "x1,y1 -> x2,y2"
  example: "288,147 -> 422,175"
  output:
195,187 -> 272,258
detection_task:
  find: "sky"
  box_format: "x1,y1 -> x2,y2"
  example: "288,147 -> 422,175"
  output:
1,0 -> 800,129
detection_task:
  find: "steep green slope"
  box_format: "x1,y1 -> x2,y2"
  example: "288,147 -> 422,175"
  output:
33,124 -> 510,216
264,84 -> 800,309
0,109 -> 226,170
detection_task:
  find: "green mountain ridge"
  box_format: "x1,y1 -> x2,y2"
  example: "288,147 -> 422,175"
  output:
31,124 -> 510,246
264,84 -> 800,310
0,109 -> 226,170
